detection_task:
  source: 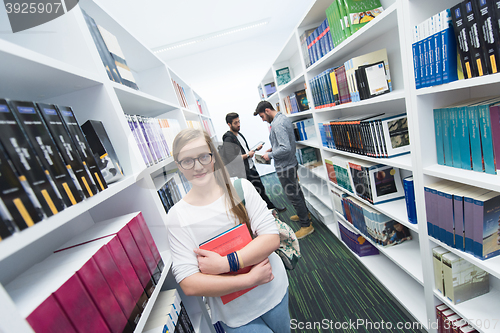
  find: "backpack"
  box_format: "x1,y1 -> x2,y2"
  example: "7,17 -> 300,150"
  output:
234,178 -> 301,270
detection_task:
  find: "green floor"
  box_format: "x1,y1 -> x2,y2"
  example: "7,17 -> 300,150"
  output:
261,172 -> 426,333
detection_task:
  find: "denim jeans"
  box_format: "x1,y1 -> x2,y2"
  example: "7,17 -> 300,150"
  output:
220,289 -> 291,333
276,165 -> 310,227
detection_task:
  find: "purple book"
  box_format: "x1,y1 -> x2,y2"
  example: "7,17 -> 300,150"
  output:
489,104 -> 500,172
438,185 -> 455,246
424,186 -> 435,237
473,191 -> 500,259
453,188 -> 466,251
464,189 -> 490,254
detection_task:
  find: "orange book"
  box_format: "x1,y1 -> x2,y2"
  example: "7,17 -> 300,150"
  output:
199,224 -> 255,304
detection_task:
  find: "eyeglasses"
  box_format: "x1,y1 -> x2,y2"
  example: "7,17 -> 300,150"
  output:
178,153 -> 213,170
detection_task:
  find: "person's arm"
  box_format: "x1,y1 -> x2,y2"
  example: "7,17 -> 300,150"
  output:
180,258 -> 274,297
267,123 -> 292,160
194,179 -> 280,276
243,150 -> 255,160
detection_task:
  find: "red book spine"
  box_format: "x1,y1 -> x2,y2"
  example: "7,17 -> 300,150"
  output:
127,217 -> 160,282
26,295 -> 77,333
53,275 -> 111,333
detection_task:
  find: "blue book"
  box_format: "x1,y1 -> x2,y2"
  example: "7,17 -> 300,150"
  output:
440,9 -> 458,84
467,104 -> 484,171
412,25 -> 421,89
478,99 -> 500,174
428,17 -> 436,86
434,108 -> 445,165
433,13 -> 443,85
318,123 -> 328,147
424,186 -> 435,237
453,187 -> 468,251
418,23 -> 426,87
449,106 -> 462,168
423,29 -> 430,87
403,176 -> 417,224
473,191 -> 500,259
442,108 -> 453,166
458,106 -> 471,170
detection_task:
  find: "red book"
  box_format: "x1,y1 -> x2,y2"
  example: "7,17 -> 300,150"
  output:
199,224 -> 255,304
26,295 -> 77,333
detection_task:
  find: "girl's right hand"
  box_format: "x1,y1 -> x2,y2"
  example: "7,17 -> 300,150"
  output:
248,258 -> 274,286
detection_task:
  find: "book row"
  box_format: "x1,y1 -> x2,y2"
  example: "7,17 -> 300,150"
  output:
452,0 -> 500,80
158,170 -> 191,214
434,96 -> 500,175
338,222 -> 379,257
299,0 -> 385,68
425,179 -> 500,260
125,115 -> 181,167
0,99 -> 124,242
296,147 -> 321,168
82,10 -> 138,90
326,156 -> 406,205
334,189 -> 413,247
309,48 -> 392,109
433,246 -> 489,306
281,89 -> 309,115
325,0 -> 384,49
412,8 -> 458,89
318,112 -> 410,158
172,79 -> 190,110
144,289 -> 195,333
435,304 -> 478,333
6,212 -> 164,333
292,118 -> 317,142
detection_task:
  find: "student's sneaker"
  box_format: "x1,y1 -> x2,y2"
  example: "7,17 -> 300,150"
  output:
295,223 -> 314,239
290,213 -> 311,222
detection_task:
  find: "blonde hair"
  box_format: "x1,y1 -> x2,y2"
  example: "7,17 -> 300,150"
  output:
172,128 -> 251,235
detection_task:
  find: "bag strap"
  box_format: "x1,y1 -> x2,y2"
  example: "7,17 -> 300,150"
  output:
234,178 -> 245,206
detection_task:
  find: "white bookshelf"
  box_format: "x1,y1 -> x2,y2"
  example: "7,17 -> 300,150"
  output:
257,0 -> 500,331
0,1 -> 216,332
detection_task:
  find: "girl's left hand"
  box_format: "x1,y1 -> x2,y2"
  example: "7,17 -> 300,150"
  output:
194,248 -> 229,275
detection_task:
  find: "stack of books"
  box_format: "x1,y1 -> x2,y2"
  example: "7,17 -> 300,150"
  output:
292,118 -> 316,141
319,113 -> 410,158
435,304 -> 478,332
144,289 -> 195,333
82,10 -> 138,90
158,170 -> 191,213
0,99 -> 111,242
6,212 -> 164,333
172,79 -> 190,109
309,48 -> 392,109
125,114 -> 172,167
305,18 -> 335,66
425,179 -> 500,260
326,0 -> 384,48
340,194 -> 412,247
282,89 -> 309,114
434,96 -> 500,174
433,246 -> 489,305
325,156 -> 353,193
338,222 -> 379,257
296,147 -> 321,167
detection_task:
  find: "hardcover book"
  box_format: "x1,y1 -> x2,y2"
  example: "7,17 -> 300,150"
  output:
199,224 -> 256,304
442,252 -> 489,304
344,0 -> 384,34
56,105 -> 107,192
9,100 -> 84,207
432,246 -> 450,295
36,103 -> 97,198
451,2 -> 476,78
0,99 -> 64,218
81,119 -> 124,184
264,82 -> 277,97
276,67 -> 292,86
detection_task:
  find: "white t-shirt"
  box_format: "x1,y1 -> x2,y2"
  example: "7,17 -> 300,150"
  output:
237,133 -> 255,169
166,178 -> 288,327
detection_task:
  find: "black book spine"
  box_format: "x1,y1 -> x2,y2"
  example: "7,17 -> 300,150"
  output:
376,120 -> 388,157
56,106 -> 107,192
178,304 -> 195,333
465,0 -> 489,75
451,2 -> 477,78
475,0 -> 500,74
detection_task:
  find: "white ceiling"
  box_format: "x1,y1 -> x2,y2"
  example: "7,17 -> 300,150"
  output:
98,0 -> 313,62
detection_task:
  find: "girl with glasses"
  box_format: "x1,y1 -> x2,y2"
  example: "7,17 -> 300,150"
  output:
166,128 -> 290,333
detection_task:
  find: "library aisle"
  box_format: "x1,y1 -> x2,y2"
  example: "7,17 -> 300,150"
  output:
261,173 -> 425,333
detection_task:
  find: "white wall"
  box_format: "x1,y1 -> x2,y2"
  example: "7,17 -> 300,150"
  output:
166,30 -> 292,150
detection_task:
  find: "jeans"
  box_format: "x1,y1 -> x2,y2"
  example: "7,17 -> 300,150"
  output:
247,167 -> 276,209
276,165 -> 310,227
220,289 -> 290,333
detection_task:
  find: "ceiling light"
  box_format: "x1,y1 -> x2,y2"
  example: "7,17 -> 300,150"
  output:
152,19 -> 269,53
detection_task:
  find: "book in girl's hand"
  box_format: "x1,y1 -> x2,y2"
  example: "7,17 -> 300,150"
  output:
199,224 -> 255,304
